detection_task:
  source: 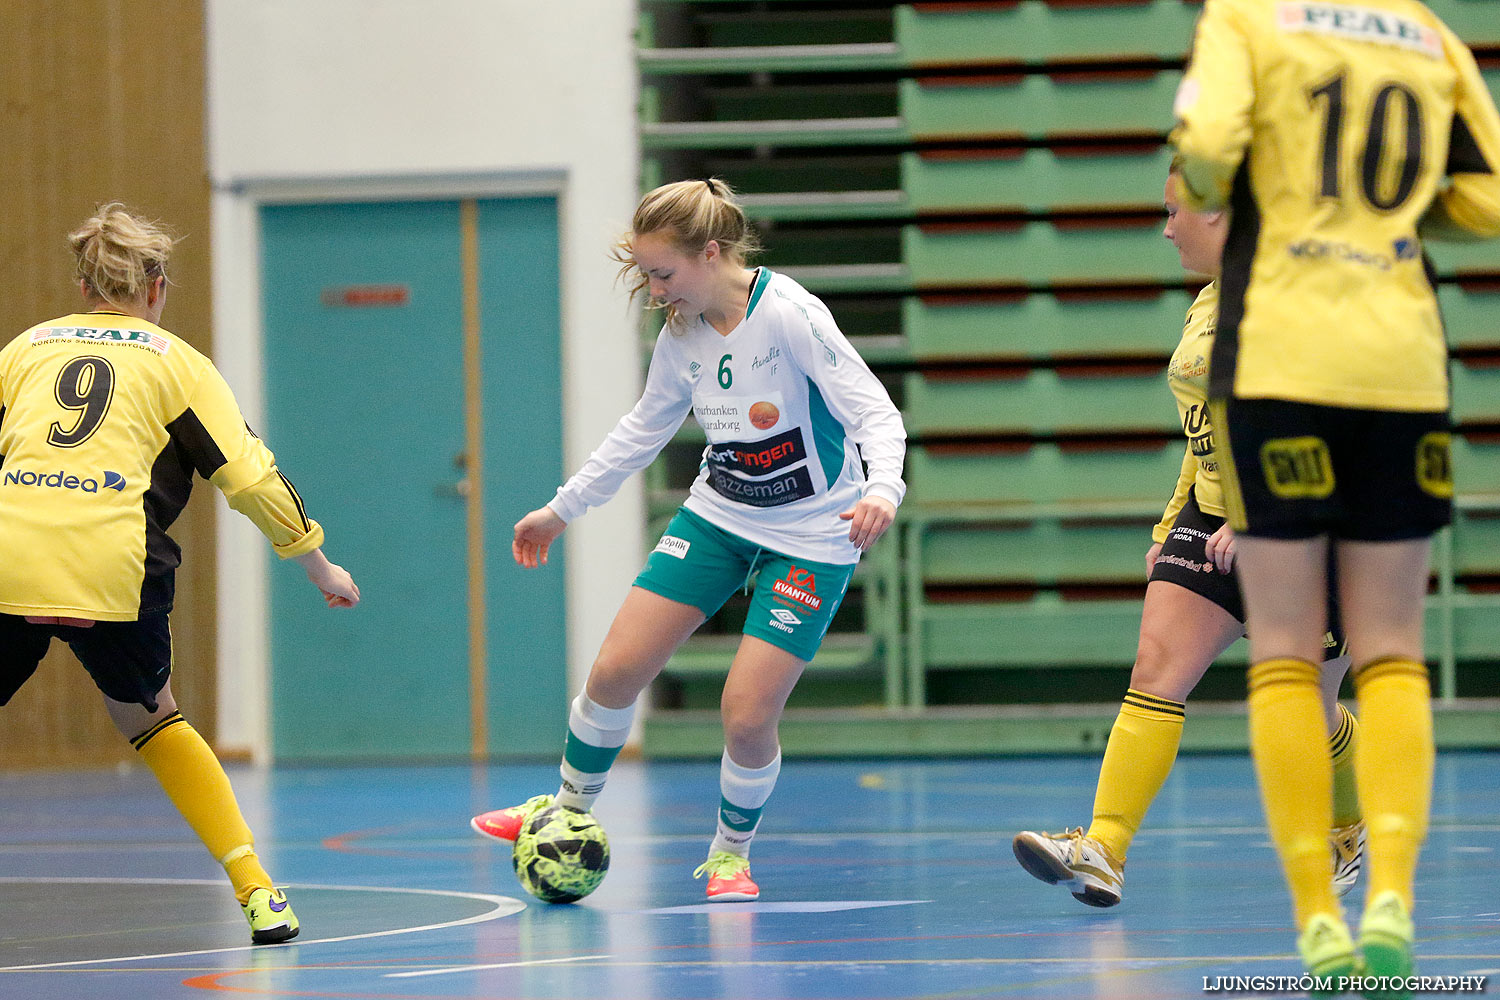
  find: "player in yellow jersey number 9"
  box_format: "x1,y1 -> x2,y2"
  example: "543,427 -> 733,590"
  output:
0,203 -> 360,943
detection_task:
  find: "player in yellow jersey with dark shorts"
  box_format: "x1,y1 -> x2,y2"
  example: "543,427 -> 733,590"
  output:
1173,0 -> 1500,991
1013,159 -> 1364,910
0,204 -> 361,943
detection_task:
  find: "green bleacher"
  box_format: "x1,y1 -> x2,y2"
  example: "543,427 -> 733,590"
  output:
903,290 -> 1196,360
637,0 -> 1500,755
905,442 -> 1186,507
903,366 -> 1177,437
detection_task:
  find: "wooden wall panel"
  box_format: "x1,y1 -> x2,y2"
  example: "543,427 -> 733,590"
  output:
0,1 -> 216,765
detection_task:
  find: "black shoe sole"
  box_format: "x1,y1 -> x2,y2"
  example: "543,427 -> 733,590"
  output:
1012,835 -> 1075,886
1072,885 -> 1121,908
251,923 -> 300,945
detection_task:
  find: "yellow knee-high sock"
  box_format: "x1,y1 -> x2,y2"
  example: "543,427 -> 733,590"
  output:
1353,658 -> 1432,913
132,713 -> 273,904
1248,658 -> 1337,926
1086,689 -> 1185,862
1329,703 -> 1361,829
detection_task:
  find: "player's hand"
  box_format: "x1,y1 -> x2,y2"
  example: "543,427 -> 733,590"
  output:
838,495 -> 896,551
514,506 -> 567,568
296,549 -> 360,608
1205,523 -> 1237,573
1145,542 -> 1163,576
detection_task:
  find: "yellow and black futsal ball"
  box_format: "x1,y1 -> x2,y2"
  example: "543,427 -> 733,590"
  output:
511,804 -> 610,903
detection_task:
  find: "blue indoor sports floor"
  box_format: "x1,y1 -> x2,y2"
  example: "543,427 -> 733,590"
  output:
0,752 -> 1496,999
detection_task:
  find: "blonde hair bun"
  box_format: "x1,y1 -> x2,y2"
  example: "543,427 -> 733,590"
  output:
69,202 -> 175,305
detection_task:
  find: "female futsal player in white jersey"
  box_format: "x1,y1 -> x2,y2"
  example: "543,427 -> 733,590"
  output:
471,178 -> 907,901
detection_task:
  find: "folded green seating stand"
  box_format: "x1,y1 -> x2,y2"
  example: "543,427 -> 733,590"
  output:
903,146 -> 1174,215
903,368 -> 1177,436
903,291 -> 1194,361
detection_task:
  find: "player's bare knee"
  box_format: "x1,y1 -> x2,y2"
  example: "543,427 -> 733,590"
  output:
1129,633 -> 1190,700
721,702 -> 776,752
587,648 -> 656,704
104,692 -> 176,742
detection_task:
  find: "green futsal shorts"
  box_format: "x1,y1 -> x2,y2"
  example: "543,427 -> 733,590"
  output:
634,507 -> 854,662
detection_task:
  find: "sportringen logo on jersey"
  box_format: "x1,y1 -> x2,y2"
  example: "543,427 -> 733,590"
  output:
1277,2 -> 1442,59
2,469 -> 127,493
704,427 -> 807,477
31,326 -> 171,355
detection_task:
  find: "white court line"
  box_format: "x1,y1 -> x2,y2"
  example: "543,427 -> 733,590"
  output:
280,820 -> 1500,850
636,900 -> 929,915
0,877 -> 524,971
388,953 -> 612,978
8,822 -> 1499,855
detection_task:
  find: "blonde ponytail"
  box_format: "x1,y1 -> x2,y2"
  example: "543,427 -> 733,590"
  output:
68,202 -> 175,305
611,179 -> 761,326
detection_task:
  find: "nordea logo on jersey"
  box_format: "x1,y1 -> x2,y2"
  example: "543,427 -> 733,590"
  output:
2,469 -> 127,493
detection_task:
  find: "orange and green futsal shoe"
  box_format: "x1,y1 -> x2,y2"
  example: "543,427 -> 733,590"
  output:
693,851 -> 760,901
470,794 -> 554,843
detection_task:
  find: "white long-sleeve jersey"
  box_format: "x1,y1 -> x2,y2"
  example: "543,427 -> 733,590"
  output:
550,268 -> 907,565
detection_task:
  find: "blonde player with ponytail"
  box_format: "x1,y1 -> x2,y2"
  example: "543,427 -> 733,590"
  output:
0,203 -> 360,943
472,179 -> 907,901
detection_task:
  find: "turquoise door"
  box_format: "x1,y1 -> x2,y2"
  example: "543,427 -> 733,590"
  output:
260,197 -> 566,761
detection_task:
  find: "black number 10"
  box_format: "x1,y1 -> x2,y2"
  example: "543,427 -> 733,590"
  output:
48,356 -> 115,448
1308,72 -> 1425,212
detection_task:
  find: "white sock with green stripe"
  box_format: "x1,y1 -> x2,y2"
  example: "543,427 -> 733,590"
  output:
555,692 -> 635,812
710,749 -> 781,858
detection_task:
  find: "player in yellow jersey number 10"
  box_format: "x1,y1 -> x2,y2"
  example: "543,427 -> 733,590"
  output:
1172,0 -> 1500,990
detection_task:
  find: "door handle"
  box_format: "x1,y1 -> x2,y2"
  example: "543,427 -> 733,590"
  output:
435,477 -> 472,498
437,450 -> 472,497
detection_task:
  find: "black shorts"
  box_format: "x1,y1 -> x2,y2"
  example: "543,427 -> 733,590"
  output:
1215,398 -> 1452,542
0,613 -> 173,711
1150,488 -> 1346,659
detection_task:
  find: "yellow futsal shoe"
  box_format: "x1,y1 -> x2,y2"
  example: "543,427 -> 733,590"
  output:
1358,891 -> 1415,999
242,886 -> 300,944
1298,912 -> 1358,995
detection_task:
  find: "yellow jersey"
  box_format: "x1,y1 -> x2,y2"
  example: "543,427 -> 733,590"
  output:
1155,282 -> 1227,542
1171,0 -> 1500,411
0,312 -> 324,621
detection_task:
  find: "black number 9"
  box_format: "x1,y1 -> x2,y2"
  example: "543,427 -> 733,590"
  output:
48,356 -> 115,448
